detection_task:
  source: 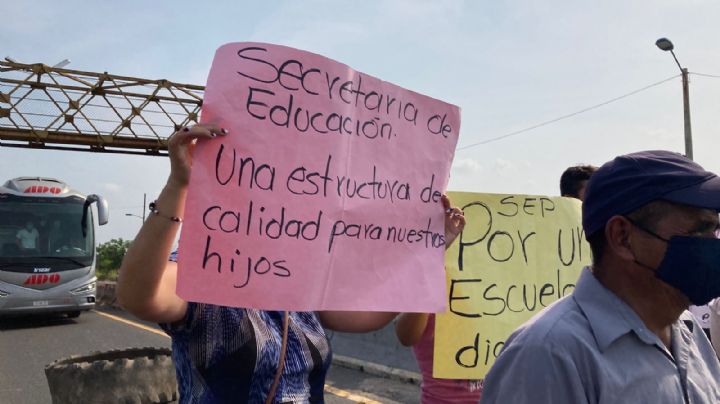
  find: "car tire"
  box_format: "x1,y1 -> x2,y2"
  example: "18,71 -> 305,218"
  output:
45,346 -> 177,404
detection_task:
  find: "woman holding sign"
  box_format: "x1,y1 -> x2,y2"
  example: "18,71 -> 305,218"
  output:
117,124 -> 459,404
395,198 -> 480,403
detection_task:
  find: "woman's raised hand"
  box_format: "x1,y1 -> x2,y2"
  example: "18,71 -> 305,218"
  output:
167,124 -> 228,188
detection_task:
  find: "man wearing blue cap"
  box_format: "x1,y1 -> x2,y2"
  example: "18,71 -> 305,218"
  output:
481,150 -> 720,403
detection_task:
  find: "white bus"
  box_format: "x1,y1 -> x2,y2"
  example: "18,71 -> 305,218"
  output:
0,177 -> 108,318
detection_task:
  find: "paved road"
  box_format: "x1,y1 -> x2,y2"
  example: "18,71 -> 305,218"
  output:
0,308 -> 419,404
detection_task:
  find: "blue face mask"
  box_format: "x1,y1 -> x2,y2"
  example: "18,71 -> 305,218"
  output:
628,219 -> 720,306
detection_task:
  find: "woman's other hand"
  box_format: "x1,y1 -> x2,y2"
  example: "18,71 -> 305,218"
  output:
442,194 -> 465,249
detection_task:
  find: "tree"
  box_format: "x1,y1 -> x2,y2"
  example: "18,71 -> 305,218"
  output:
96,238 -> 132,274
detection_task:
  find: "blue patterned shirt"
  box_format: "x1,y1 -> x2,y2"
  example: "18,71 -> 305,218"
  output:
162,253 -> 332,403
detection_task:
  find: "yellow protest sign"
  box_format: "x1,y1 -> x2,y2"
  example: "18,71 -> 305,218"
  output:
433,192 -> 590,379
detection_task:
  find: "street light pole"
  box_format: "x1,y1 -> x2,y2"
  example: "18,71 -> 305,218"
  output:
126,193 -> 147,222
681,67 -> 693,160
655,37 -> 693,160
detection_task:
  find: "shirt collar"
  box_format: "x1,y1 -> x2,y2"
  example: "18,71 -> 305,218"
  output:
573,267 -> 660,352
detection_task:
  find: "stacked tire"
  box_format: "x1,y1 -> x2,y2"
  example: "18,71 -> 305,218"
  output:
45,347 -> 178,404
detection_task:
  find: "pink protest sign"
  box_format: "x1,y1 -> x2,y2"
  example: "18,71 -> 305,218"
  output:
177,42 -> 461,311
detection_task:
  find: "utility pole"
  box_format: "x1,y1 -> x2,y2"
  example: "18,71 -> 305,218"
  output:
681,68 -> 693,160
656,37 -> 693,160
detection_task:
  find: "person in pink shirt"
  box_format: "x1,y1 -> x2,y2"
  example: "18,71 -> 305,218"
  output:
395,195 -> 482,403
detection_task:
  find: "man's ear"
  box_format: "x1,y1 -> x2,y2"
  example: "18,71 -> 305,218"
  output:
605,216 -> 636,261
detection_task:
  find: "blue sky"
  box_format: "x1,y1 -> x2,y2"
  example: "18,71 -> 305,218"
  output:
2,0 -> 720,244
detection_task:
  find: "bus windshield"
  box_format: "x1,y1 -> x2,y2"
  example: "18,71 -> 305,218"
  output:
0,195 -> 94,270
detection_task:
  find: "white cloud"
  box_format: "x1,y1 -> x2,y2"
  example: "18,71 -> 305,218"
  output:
452,157 -> 483,175
493,158 -> 515,173
103,183 -> 123,193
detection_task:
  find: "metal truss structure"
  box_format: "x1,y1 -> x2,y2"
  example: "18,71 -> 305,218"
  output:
0,59 -> 204,155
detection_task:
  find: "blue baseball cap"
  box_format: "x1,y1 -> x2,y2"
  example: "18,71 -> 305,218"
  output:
583,150 -> 720,237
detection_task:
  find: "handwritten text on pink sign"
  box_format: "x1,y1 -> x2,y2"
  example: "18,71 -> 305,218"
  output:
177,43 -> 461,311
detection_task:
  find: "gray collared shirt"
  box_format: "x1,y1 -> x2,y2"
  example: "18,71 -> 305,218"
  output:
480,267 -> 720,404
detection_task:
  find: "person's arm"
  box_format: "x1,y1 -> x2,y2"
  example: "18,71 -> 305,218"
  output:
319,311 -> 398,332
395,196 -> 464,345
117,124 -> 226,324
395,313 -> 430,346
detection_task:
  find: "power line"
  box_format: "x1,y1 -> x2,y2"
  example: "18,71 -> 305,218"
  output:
690,71 -> 720,79
456,74 -> 680,151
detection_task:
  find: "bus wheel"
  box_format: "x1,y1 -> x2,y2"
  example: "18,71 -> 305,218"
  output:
66,311 -> 81,318
45,347 -> 177,404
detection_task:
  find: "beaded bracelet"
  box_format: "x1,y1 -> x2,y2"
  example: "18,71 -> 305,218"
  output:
148,200 -> 183,223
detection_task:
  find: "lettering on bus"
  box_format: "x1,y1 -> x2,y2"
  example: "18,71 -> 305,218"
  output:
23,186 -> 62,194
23,274 -> 60,285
